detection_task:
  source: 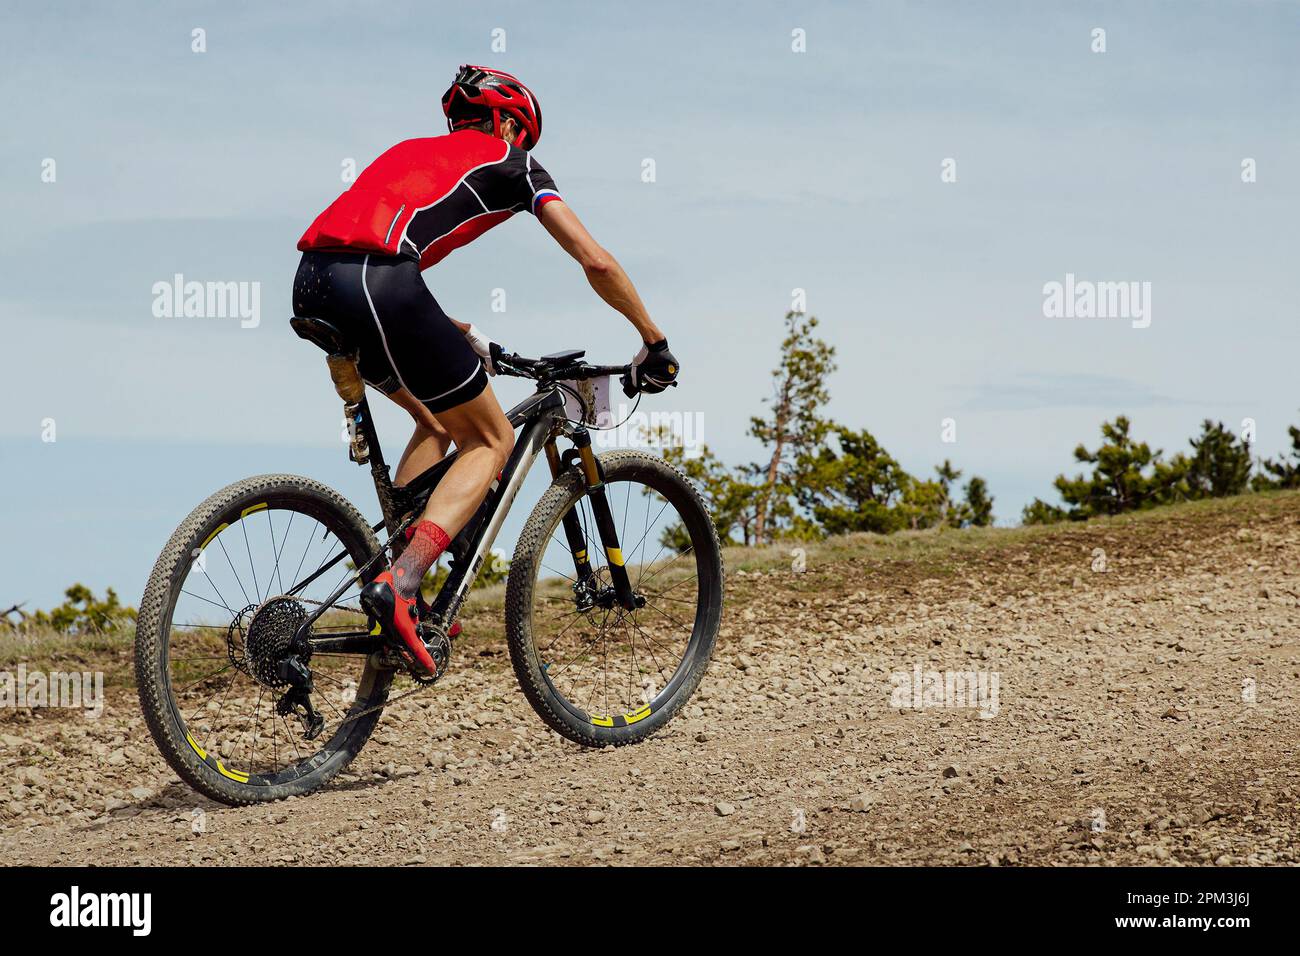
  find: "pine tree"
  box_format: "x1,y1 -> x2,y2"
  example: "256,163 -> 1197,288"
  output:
1185,420 -> 1251,497
792,425 -> 910,534
749,311 -> 836,544
1254,423 -> 1300,490
1049,416 -> 1188,518
935,459 -> 963,526
962,476 -> 995,527
1022,498 -> 1068,525
658,439 -> 761,545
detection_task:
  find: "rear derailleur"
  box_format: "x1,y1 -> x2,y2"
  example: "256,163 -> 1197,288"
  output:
275,653 -> 325,741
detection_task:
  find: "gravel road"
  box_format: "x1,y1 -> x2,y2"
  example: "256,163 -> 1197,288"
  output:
3,493 -> 1297,866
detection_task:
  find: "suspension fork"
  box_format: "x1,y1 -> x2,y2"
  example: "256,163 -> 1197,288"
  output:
568,428 -> 640,611
546,439 -> 593,581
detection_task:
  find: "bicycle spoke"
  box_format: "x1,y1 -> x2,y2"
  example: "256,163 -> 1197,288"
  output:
640,598 -> 693,634
627,497 -> 672,583
267,509 -> 285,597
626,613 -> 683,662
180,588 -> 235,617
176,661 -> 234,698
638,544 -> 695,589
625,616 -> 672,685
195,566 -> 238,622
241,518 -> 261,603
290,519 -> 321,596
540,562 -> 577,584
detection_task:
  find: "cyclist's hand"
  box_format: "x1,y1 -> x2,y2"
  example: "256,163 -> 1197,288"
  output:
629,338 -> 678,394
462,324 -> 505,376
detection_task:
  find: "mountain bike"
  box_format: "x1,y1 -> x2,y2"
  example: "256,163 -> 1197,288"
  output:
135,316 -> 723,805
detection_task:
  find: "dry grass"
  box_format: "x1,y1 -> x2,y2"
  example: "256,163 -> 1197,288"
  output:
6,488 -> 1297,686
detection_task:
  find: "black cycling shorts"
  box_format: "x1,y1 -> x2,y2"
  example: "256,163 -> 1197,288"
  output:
292,251 -> 488,414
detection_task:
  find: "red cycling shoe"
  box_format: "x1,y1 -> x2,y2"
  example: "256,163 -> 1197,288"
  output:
360,570 -> 438,675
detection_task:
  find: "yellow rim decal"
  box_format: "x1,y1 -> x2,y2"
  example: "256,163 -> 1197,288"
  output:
606,548 -> 624,566
575,548 -> 588,562
240,502 -> 268,518
200,523 -> 229,550
188,730 -> 250,783
217,761 -> 249,783
588,705 -> 652,728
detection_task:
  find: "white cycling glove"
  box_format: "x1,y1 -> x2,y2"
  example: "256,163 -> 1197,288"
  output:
462,324 -> 503,376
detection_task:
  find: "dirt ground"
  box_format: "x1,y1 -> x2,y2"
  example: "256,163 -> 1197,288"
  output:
3,492 -> 1298,866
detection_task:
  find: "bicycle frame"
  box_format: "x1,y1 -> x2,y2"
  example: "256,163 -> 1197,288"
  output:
297,371 -> 638,656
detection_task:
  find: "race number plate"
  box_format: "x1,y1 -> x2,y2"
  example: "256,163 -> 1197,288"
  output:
561,375 -> 614,427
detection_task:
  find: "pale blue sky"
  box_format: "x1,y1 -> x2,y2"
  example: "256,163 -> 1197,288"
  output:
2,1 -> 1298,608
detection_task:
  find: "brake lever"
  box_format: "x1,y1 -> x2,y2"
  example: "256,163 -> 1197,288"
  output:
620,371 -> 677,397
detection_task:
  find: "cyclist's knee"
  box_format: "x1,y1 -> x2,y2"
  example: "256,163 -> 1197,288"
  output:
484,414 -> 513,471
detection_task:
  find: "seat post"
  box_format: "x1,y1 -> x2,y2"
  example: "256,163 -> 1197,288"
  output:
290,315 -> 398,533
327,352 -> 372,466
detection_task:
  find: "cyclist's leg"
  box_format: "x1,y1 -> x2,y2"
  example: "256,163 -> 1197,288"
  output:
356,254 -> 504,508
348,255 -> 513,668
417,384 -> 514,535
387,389 -> 453,487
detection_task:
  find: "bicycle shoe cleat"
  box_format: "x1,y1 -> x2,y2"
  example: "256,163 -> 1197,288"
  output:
361,570 -> 439,677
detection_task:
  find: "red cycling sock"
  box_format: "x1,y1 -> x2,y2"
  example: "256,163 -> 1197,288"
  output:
391,520 -> 451,601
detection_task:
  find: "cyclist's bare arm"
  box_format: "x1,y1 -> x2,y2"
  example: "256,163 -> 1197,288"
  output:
538,201 -> 664,343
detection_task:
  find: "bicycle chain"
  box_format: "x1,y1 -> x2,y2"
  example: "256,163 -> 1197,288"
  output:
335,679 -> 438,727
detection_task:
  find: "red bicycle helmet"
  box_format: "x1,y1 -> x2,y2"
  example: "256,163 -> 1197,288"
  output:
441,64 -> 542,150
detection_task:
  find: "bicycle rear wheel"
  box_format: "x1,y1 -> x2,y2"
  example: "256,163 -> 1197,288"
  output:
135,474 -> 393,805
505,450 -> 724,746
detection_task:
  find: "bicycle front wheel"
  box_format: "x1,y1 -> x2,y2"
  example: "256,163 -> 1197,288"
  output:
505,450 -> 724,746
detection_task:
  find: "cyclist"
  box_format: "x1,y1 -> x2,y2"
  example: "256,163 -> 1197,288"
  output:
292,65 -> 678,676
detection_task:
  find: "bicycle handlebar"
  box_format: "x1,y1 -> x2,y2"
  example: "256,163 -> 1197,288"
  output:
495,351 -> 638,395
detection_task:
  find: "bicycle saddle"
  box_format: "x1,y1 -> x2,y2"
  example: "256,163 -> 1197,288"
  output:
290,316 -> 355,356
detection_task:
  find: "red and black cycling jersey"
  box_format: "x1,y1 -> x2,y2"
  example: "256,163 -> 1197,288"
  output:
298,129 -> 562,270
